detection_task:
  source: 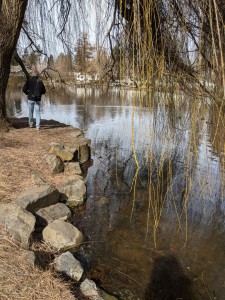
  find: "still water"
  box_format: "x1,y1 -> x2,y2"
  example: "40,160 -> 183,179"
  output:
7,87 -> 225,299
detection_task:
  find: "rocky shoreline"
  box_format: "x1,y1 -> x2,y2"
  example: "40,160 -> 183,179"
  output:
0,123 -> 117,300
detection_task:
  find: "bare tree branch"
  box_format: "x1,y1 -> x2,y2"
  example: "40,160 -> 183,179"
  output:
13,50 -> 30,79
21,25 -> 47,56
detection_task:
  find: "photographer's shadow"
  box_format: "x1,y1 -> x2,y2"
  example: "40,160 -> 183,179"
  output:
145,254 -> 194,300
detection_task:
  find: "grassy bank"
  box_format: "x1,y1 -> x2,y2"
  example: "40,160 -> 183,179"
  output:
0,118 -> 89,300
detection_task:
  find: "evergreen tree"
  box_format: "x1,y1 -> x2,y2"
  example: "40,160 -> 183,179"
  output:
74,33 -> 94,74
55,52 -> 73,74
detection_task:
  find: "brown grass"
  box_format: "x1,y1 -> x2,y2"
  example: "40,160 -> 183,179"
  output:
0,118 -> 83,203
0,119 -> 91,299
0,228 -> 77,300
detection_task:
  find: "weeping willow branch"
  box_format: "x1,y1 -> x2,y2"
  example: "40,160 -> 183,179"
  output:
105,0 -> 225,100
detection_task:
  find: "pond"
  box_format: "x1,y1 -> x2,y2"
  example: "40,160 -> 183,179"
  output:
6,86 -> 225,299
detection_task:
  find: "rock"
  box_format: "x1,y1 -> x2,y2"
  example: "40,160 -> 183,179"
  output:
80,279 -> 104,300
65,162 -> 82,175
21,250 -> 36,268
43,153 -> 64,174
65,146 -> 79,155
0,203 -> 35,246
100,290 -> 118,300
58,178 -> 86,207
42,220 -> 83,251
13,185 -> 59,213
49,143 -> 77,161
70,128 -> 84,138
31,169 -> 49,185
54,251 -> 84,281
74,137 -> 91,164
36,203 -> 71,225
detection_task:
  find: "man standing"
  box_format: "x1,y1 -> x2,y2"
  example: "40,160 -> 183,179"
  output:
23,68 -> 46,130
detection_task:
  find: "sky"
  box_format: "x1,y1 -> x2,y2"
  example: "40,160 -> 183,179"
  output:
18,0 -> 113,58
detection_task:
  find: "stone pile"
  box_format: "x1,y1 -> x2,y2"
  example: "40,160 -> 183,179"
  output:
45,131 -> 91,175
0,128 -> 118,299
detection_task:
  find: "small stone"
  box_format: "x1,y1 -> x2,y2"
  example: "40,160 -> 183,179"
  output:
58,178 -> 86,207
42,220 -> 83,252
71,137 -> 91,164
0,203 -> 35,246
65,162 -> 82,175
43,153 -> 64,174
100,290 -> 118,300
49,143 -> 77,161
13,185 -> 60,213
80,279 -> 104,300
36,203 -> 71,225
54,251 -> 84,281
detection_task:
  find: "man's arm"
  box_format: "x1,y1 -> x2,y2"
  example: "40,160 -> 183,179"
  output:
41,81 -> 46,95
23,80 -> 29,95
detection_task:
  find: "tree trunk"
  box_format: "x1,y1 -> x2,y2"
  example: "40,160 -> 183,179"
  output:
0,0 -> 28,129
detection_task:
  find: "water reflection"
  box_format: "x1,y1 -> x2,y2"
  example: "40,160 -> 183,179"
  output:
6,86 -> 225,299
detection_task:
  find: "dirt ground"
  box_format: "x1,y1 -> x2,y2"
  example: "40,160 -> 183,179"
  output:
0,117 -> 85,203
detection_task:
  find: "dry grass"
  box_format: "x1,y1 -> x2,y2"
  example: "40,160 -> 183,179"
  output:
0,228 -> 77,300
0,118 -> 83,203
0,119 -> 90,299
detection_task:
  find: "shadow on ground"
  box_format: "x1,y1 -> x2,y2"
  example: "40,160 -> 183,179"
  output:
10,117 -> 68,129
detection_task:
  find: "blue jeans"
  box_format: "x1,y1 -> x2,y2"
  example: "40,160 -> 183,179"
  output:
28,100 -> 41,128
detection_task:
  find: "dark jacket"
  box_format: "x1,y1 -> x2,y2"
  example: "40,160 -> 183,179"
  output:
23,76 -> 46,101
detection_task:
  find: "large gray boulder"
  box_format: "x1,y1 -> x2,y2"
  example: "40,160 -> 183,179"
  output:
49,143 -> 76,161
0,203 -> 35,246
42,220 -> 83,252
13,184 -> 59,213
54,251 -> 84,281
43,153 -> 64,174
36,203 -> 71,225
58,177 -> 86,207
